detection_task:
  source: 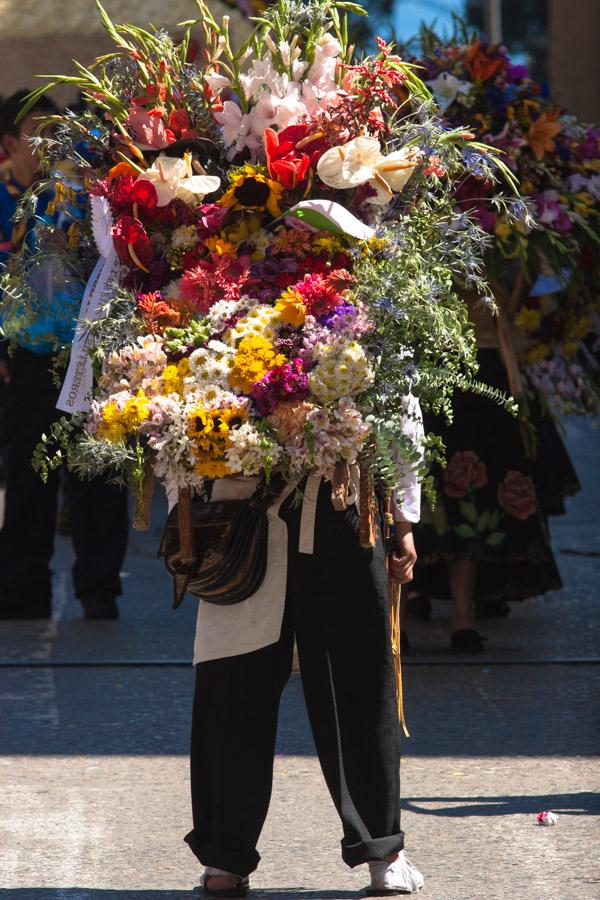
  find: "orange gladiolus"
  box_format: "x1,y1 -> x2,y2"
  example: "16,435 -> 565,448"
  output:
528,112 -> 562,160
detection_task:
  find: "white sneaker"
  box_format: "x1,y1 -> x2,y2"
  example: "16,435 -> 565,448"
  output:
367,851 -> 425,895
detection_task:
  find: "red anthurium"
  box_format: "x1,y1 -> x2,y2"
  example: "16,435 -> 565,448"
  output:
264,127 -> 311,190
112,175 -> 158,214
112,215 -> 154,273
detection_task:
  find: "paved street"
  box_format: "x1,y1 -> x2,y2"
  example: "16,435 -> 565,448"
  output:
0,419 -> 599,900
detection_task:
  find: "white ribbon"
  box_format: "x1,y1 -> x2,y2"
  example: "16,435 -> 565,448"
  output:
56,197 -> 118,414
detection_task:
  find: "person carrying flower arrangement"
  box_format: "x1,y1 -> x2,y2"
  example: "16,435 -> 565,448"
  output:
0,90 -> 129,620
4,0 -> 523,891
401,28 -> 591,652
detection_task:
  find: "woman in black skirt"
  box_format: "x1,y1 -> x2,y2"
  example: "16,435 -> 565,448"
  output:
407,293 -> 580,652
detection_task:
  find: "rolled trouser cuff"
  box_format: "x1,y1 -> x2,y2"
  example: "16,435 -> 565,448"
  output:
184,830 -> 260,878
341,831 -> 405,868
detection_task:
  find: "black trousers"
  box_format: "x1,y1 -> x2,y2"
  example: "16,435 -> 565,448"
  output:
0,348 -> 129,608
186,483 -> 403,877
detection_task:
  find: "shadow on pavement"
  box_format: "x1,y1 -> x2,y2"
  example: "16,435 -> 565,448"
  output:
404,790 -> 600,817
0,893 -> 195,900
0,892 -> 364,900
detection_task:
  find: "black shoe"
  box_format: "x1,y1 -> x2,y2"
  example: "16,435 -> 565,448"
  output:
82,596 -> 119,620
0,600 -> 52,620
450,628 -> 487,653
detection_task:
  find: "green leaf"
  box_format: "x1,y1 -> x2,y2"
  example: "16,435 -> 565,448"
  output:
486,532 -> 506,546
454,524 -> 476,539
477,509 -> 491,532
459,501 -> 477,524
489,509 -> 501,530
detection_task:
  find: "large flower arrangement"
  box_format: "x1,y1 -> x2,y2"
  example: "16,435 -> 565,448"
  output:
4,0 -> 517,512
412,25 -> 600,415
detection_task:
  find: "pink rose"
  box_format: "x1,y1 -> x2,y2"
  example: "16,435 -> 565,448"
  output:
498,471 -> 537,520
443,451 -> 487,498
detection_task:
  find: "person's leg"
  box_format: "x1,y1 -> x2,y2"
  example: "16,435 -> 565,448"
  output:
0,350 -> 60,617
283,488 -> 404,868
68,473 -> 129,617
447,557 -> 478,632
186,616 -> 294,880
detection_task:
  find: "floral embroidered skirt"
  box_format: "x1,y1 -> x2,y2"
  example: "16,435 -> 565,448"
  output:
412,350 -> 580,604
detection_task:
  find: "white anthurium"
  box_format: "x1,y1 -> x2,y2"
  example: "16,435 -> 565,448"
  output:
367,146 -> 421,205
138,153 -> 220,207
317,136 -> 419,204
318,136 -> 383,189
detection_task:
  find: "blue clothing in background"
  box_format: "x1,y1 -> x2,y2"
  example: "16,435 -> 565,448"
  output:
0,177 -> 83,355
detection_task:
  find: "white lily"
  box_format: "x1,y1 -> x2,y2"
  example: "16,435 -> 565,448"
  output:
138,153 -> 220,207
317,136 -> 419,205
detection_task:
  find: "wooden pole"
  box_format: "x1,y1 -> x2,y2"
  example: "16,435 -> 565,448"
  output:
178,487 -> 195,564
132,466 -> 155,531
358,463 -> 377,549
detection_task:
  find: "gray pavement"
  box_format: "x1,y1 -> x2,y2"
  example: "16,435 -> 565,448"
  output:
0,419 -> 599,900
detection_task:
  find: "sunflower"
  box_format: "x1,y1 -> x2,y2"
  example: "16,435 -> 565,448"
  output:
218,164 -> 284,218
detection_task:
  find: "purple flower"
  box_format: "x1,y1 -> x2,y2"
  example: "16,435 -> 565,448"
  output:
196,203 -> 229,234
507,64 -> 529,83
251,358 -> 309,415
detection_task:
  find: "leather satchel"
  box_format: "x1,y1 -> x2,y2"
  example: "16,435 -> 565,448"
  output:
159,476 -> 285,609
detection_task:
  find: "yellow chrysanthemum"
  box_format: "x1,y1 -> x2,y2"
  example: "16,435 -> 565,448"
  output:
99,391 -> 150,442
162,358 -> 190,396
218,165 -> 284,218
228,336 -> 286,394
275,289 -> 307,327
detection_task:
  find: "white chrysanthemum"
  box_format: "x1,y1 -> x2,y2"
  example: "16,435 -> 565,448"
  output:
188,340 -> 235,389
226,422 -> 282,476
223,305 -> 280,346
308,341 -> 374,403
206,295 -> 260,332
171,225 -> 199,250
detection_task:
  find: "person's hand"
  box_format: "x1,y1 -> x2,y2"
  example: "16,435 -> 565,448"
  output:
0,359 -> 11,384
389,523 -> 417,584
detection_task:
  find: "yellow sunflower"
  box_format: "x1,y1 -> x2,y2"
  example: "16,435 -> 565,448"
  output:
218,164 -> 284,218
